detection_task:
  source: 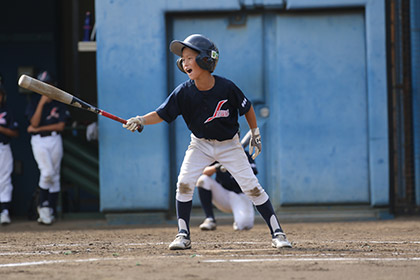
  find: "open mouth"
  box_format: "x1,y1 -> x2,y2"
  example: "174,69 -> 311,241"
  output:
186,68 -> 192,74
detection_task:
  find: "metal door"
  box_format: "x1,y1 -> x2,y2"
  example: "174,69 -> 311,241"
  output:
170,10 -> 370,206
270,11 -> 369,204
171,14 -> 269,205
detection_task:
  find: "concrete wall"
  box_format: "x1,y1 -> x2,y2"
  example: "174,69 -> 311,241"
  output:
96,0 -> 388,212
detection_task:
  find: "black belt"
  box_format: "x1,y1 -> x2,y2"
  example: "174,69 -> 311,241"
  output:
33,131 -> 60,137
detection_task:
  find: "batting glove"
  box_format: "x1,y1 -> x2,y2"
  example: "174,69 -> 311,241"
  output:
249,127 -> 262,160
123,116 -> 144,132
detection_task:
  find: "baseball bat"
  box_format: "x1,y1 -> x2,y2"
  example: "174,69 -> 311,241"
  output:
240,129 -> 252,148
18,74 -> 142,132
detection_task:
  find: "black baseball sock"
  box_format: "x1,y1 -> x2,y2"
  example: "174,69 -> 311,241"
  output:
198,188 -> 215,221
39,188 -> 49,208
176,200 -> 192,236
1,202 -> 11,212
256,199 -> 284,237
48,192 -> 59,217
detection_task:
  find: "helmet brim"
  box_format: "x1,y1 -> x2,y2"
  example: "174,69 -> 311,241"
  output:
170,40 -> 201,57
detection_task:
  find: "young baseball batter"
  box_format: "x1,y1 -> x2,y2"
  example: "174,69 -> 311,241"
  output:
124,34 -> 292,250
0,85 -> 19,225
26,71 -> 70,225
197,150 -> 257,231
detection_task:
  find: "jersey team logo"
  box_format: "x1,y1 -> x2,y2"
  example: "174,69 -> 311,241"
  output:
47,107 -> 60,120
0,112 -> 6,125
204,99 -> 230,124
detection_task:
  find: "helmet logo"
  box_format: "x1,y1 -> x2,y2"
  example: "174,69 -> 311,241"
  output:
211,50 -> 219,60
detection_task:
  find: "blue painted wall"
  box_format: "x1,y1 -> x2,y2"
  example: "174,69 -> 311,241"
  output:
96,0 -> 389,212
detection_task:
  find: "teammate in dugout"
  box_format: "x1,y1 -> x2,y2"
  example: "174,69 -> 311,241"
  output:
197,149 -> 257,231
26,70 -> 70,225
0,83 -> 19,225
124,34 -> 292,250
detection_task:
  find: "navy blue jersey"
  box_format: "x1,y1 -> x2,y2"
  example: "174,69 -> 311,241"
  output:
0,104 -> 19,144
215,151 -> 258,194
156,75 -> 251,141
26,95 -> 70,127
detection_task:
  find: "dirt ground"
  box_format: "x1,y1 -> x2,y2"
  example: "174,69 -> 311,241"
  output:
1,216 -> 420,280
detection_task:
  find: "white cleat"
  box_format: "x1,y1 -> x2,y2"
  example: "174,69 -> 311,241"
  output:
1,211 -> 11,225
199,218 -> 216,231
37,207 -> 53,225
233,222 -> 252,231
272,232 -> 292,248
233,222 -> 239,231
169,233 -> 191,250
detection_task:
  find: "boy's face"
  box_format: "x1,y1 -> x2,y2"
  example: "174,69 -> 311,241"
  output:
181,47 -> 206,80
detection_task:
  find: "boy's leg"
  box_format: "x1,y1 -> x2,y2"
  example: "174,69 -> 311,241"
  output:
176,199 -> 192,235
217,136 -> 291,248
256,199 -> 292,248
48,191 -> 59,218
169,135 -> 213,250
37,187 -> 54,225
0,144 -> 14,224
0,202 -> 11,224
255,199 -> 283,235
38,187 -> 49,208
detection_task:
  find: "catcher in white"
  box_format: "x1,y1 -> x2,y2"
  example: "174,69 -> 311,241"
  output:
124,34 -> 292,250
197,149 -> 257,231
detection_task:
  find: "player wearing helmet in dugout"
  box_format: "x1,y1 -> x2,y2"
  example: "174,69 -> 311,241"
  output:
26,70 -> 70,225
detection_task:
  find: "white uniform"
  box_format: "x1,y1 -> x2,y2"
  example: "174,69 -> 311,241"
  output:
177,134 -> 268,206
30,132 -> 63,192
26,94 -> 69,224
0,102 -> 18,224
0,143 -> 13,203
197,174 -> 255,230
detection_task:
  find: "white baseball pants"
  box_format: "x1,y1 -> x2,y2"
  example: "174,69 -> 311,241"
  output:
31,134 -> 63,192
0,143 -> 13,203
176,134 -> 269,206
197,174 -> 255,230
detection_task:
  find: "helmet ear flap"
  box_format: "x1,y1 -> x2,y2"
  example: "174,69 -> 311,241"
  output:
196,53 -> 217,73
176,58 -> 186,73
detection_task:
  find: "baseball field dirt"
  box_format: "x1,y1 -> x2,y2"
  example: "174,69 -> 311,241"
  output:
1,216 -> 419,280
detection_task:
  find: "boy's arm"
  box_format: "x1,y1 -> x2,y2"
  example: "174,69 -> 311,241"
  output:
123,111 -> 163,132
244,105 -> 262,160
0,126 -> 19,138
30,95 -> 49,127
244,106 -> 257,129
27,122 -> 65,134
142,111 -> 164,125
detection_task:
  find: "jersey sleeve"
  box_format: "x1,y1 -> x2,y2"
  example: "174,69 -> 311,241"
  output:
25,95 -> 38,120
229,81 -> 251,116
155,84 -> 183,123
57,102 -> 70,123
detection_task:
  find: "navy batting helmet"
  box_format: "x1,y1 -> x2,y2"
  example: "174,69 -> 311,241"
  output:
170,34 -> 219,73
